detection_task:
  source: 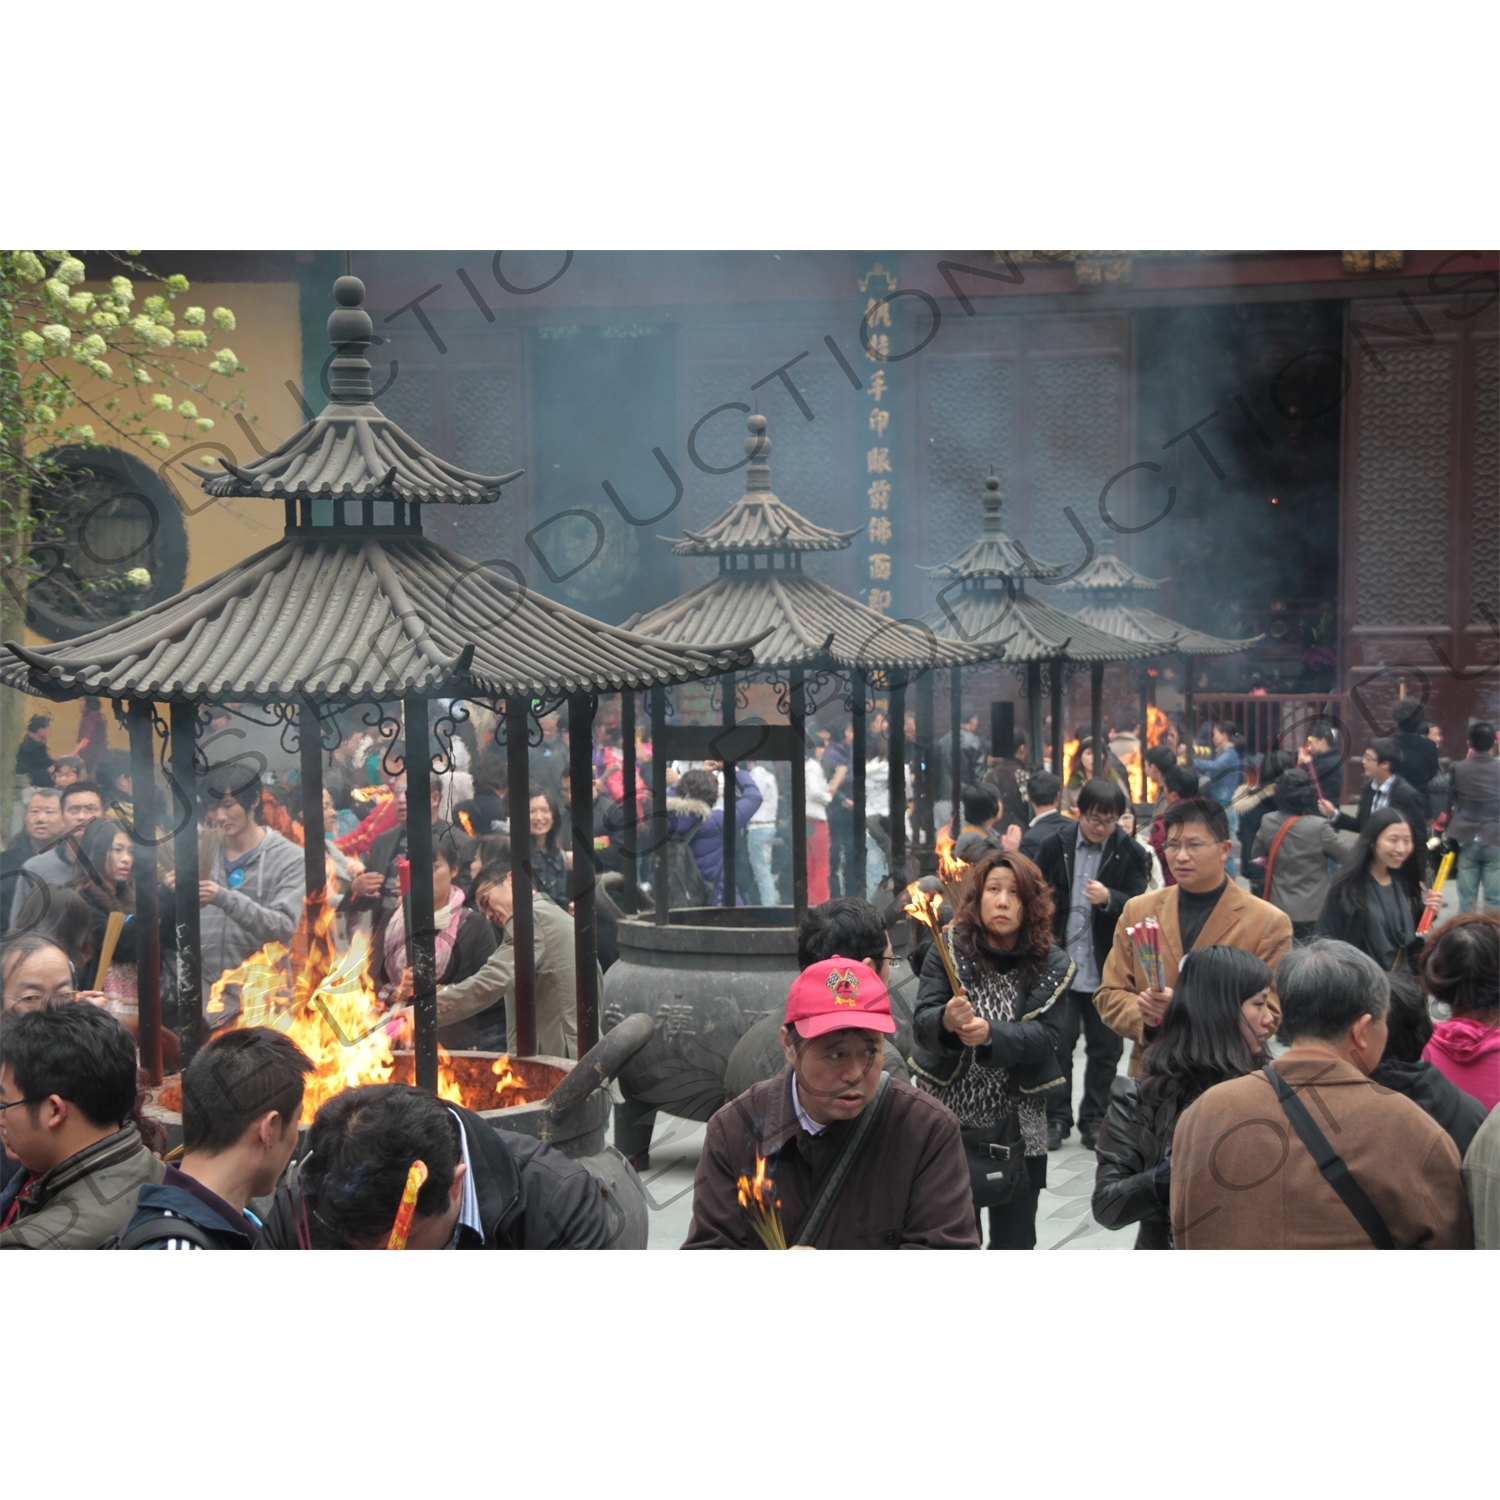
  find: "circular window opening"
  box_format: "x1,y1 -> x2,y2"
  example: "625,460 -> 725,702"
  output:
24,445 -> 188,643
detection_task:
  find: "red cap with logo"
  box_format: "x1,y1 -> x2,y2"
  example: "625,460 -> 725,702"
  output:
784,957 -> 897,1039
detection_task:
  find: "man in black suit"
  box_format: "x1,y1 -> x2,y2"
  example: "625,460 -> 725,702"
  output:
1321,737 -> 1427,843
1391,700 -> 1441,818
1034,779 -> 1151,1150
1018,770 -> 1068,863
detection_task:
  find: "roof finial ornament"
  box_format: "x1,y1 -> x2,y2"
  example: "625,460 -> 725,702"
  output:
327,273 -> 375,404
745,411 -> 772,493
982,471 -> 1004,532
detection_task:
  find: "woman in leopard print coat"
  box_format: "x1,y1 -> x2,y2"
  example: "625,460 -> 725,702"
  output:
910,849 -> 1073,1249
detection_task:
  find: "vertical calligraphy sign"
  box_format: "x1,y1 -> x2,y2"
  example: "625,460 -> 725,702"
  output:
858,254 -> 899,616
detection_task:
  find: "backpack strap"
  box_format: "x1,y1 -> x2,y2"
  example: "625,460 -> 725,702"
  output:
1261,815 -> 1299,902
1262,1065 -> 1394,1249
115,1213 -> 221,1250
794,1072 -> 892,1247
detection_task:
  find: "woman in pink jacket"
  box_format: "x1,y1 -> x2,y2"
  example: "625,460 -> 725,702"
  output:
1421,913 -> 1500,1111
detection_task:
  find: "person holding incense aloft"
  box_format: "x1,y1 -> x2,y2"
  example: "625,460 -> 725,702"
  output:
909,850 -> 1073,1250
683,958 -> 977,1250
1034,779 -> 1151,1152
1095,798 -> 1293,1077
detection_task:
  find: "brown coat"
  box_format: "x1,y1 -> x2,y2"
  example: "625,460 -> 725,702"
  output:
1171,1054 -> 1473,1249
682,1068 -> 979,1249
1094,881 -> 1294,1074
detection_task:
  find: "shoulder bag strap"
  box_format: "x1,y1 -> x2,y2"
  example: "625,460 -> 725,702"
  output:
115,1214 -> 220,1250
1262,1066 -> 1394,1249
1261,815 -> 1299,901
795,1072 -> 893,1247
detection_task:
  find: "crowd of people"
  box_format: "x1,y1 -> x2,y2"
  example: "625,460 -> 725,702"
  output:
1,692 -> 1496,1251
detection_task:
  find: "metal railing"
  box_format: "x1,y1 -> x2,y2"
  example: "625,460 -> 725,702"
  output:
1191,693 -> 1354,798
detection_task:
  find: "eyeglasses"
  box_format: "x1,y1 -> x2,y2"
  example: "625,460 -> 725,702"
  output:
0,1097 -> 46,1112
1080,811 -> 1120,829
877,952 -> 901,972
1164,840 -> 1220,856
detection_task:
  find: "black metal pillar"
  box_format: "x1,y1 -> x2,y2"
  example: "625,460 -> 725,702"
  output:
298,701 -> 326,905
568,691 -> 598,1056
914,670 -> 935,870
949,665 -> 962,839
404,695 -> 438,1093
126,701 -> 163,1085
721,670 -> 737,908
651,685 -> 669,926
1138,668 -> 1152,805
505,695 -> 537,1055
1026,662 -> 1044,787
851,681 -> 867,899
889,681 -> 907,887
1050,660 -> 1064,779
169,701 -> 203,1067
1090,662 -> 1105,786
789,666 -> 809,923
1183,653 -> 1196,747
621,690 -> 639,908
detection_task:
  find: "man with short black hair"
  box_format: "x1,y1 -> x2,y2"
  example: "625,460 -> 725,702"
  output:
119,1027 -> 312,1249
14,715 -> 54,788
9,781 -> 105,925
0,1005 -> 163,1249
254,1081 -> 615,1249
2,788 -> 63,927
1036,778 -> 1151,1148
1095,797 -> 1294,1074
1449,721 -> 1499,913
1391,698 -> 1441,818
1172,940 -> 1472,1249
684,958 -> 978,1249
1322,738 -> 1426,842
1018,770 -> 1068,862
1297,722 -> 1345,802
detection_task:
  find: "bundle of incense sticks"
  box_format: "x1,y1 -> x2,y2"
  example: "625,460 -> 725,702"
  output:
387,1160 -> 429,1250
1128,917 -> 1166,991
1416,850 -> 1455,935
737,1153 -> 787,1250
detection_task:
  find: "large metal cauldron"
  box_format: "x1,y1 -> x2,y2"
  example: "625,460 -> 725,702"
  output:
602,906 -> 799,1160
147,1015 -> 657,1248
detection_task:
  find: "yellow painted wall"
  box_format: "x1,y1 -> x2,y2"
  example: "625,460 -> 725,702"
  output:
21,276 -> 304,758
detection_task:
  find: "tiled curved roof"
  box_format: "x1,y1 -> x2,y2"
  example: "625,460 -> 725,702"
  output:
629,570 -> 1007,672
664,414 -> 859,555
1064,601 -> 1261,657
919,584 -> 1164,662
188,405 -> 521,505
919,474 -> 1064,582
1056,535 -> 1164,592
0,536 -> 761,703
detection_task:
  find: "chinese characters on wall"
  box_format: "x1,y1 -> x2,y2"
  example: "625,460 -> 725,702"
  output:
860,257 -> 898,614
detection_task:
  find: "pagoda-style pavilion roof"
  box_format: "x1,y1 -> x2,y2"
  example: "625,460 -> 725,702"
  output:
630,414 -> 1007,673
1054,533 -> 1165,592
920,582 -> 1167,663
0,534 -> 761,704
1063,600 -> 1261,657
188,277 -> 520,505
919,474 -> 1064,582
1055,534 -> 1260,656
0,275 -> 761,704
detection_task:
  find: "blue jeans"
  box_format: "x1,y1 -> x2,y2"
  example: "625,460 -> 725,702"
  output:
1224,805 -> 1240,879
747,823 -> 778,905
1457,842 -> 1500,912
866,830 -> 887,899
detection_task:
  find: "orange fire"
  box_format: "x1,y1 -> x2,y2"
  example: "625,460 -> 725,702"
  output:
736,1151 -> 787,1249
1061,738 -> 1081,784
934,829 -> 968,885
456,810 -> 476,837
1146,704 -> 1169,748
205,898 -> 524,1121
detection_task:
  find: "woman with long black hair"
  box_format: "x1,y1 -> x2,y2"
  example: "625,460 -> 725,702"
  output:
1315,806 -> 1441,971
910,849 -> 1072,1250
525,788 -> 572,908
1091,945 -> 1276,1248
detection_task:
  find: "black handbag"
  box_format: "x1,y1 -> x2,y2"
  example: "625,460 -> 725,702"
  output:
960,1112 -> 1028,1208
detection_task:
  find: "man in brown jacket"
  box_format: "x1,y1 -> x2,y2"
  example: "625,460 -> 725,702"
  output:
1171,939 -> 1472,1249
1095,798 -> 1293,1074
683,958 -> 978,1249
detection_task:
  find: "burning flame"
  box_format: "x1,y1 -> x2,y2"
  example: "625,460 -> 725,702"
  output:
457,810 -> 476,837
1062,737 -> 1080,784
737,1152 -> 787,1249
934,829 -> 968,885
206,897 -> 529,1121
1146,704 -> 1169,748
903,880 -> 945,936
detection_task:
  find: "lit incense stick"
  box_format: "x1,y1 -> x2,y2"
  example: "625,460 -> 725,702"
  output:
386,1159 -> 429,1249
1416,851 -> 1455,936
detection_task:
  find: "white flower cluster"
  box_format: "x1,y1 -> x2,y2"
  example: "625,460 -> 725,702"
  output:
13,251 -> 46,281
151,393 -> 174,411
183,305 -> 206,327
208,347 -> 239,376
212,306 -> 235,331
41,323 -> 71,353
175,328 -> 208,349
56,257 -> 86,286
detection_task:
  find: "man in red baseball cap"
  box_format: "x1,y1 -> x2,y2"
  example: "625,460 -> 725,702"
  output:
683,957 -> 978,1249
